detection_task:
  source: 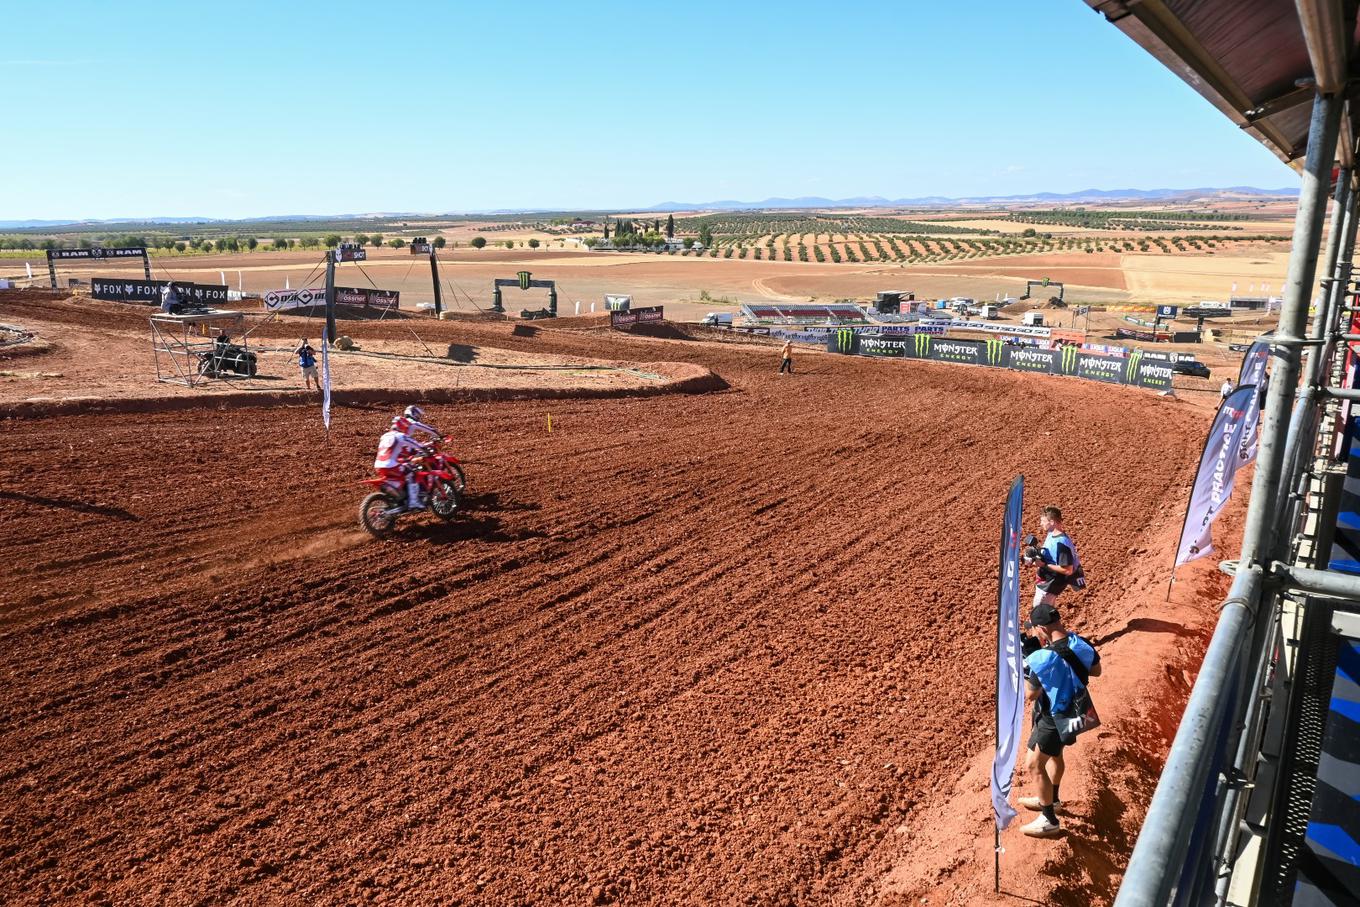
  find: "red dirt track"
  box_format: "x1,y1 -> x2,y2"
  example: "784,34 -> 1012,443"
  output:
0,305 -> 1212,905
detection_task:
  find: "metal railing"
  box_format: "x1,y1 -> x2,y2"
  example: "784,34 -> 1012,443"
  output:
1116,89 -> 1360,906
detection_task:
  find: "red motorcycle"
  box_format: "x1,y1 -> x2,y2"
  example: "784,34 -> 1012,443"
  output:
359,437 -> 468,537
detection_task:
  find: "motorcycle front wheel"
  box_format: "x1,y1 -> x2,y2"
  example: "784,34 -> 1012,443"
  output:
430,480 -> 460,521
360,492 -> 401,537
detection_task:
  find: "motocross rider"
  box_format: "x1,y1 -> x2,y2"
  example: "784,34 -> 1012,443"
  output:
373,406 -> 442,511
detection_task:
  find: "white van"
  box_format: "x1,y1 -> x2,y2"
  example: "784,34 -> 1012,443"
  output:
1022,311 -> 1045,327
702,312 -> 734,328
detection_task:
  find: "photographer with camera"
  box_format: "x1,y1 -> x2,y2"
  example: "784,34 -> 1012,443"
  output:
1023,506 -> 1083,610
1019,603 -> 1101,838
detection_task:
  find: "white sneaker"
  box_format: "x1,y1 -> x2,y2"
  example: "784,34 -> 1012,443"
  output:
1021,815 -> 1062,838
1019,796 -> 1064,813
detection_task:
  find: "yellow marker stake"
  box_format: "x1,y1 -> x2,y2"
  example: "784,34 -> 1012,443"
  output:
547,414 -> 552,433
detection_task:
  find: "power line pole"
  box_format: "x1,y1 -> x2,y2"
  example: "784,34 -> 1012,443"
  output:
324,251 -> 337,345
430,250 -> 443,317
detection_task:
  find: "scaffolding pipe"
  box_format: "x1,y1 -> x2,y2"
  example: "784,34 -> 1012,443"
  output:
1273,561 -> 1360,600
1296,0 -> 1350,94
1115,90 -> 1342,907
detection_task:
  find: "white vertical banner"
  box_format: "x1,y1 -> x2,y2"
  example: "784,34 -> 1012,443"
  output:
321,330 -> 332,430
285,276 -> 291,290
238,271 -> 243,290
25,262 -> 33,280
220,270 -> 226,285
992,475 -> 1026,832
1175,386 -> 1258,566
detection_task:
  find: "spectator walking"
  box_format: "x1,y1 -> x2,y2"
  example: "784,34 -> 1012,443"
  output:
1220,378 -> 1234,400
1028,506 -> 1081,610
779,340 -> 794,374
295,338 -> 321,393
1020,602 -> 1102,837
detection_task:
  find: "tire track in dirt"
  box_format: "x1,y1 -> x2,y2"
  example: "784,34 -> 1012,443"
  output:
0,299 -> 1210,905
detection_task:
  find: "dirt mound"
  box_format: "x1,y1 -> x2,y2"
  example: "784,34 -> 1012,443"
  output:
0,315 -> 1220,905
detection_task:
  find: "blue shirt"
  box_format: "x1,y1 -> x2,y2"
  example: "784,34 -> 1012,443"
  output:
1037,531 -> 1079,595
1025,634 -> 1099,715
297,345 -> 316,368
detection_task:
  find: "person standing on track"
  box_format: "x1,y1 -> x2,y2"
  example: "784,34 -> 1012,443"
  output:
779,340 -> 794,374
1028,506 -> 1081,610
1020,603 -> 1101,838
295,339 -> 320,393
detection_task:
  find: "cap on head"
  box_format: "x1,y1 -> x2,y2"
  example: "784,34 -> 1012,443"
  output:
1026,603 -> 1060,629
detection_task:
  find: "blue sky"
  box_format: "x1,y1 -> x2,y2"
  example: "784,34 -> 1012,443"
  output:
1,0 -> 1297,220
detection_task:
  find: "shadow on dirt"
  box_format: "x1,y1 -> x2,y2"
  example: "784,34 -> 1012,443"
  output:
0,490 -> 140,522
1092,617 -> 1198,647
400,490 -> 545,544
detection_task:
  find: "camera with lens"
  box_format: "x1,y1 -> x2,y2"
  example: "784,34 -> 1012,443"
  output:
1020,632 -> 1042,657
1021,533 -> 1043,564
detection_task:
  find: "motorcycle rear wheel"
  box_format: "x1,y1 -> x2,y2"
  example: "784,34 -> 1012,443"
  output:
360,492 -> 401,537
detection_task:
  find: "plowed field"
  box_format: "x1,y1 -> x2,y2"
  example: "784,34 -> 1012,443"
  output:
0,306 -> 1211,905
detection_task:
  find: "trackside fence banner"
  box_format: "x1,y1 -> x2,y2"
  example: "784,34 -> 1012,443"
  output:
264,287 -> 400,312
91,278 -> 229,306
826,330 -> 1174,391
992,475 -> 1026,834
1236,340 -> 1271,465
610,305 -> 664,327
1174,385 -> 1259,567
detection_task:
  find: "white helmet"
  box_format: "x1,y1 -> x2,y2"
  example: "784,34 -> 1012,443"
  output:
403,405 -> 425,423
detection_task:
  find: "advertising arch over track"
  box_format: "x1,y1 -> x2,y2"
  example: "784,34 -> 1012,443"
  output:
46,247 -> 151,288
492,271 -> 558,319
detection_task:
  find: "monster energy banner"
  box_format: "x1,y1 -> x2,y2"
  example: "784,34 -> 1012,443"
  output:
1004,347 -> 1059,374
828,328 -> 861,355
830,329 -> 1173,391
92,277 -> 228,305
517,270 -> 533,290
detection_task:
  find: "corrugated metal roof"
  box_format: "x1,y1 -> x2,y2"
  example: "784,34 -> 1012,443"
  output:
1084,0 -> 1359,171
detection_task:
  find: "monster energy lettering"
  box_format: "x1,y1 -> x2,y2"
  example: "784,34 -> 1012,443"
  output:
1060,345 -> 1079,374
517,270 -> 532,290
986,337 -> 1003,365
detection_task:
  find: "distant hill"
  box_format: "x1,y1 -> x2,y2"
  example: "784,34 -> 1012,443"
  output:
0,187 -> 1298,229
642,187 -> 1299,211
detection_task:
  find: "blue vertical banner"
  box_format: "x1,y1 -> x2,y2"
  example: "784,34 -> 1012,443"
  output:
992,475 -> 1025,832
1175,386 -> 1258,567
1236,340 -> 1270,465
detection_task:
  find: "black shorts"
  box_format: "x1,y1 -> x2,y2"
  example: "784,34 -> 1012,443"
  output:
1029,714 -> 1065,757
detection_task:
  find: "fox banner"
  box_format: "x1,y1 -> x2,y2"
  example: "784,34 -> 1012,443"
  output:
93,278 -> 228,306
1236,340 -> 1271,464
1174,385 -> 1259,567
992,476 -> 1026,879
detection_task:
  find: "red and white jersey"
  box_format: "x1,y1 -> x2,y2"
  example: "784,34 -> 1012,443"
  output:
374,429 -> 423,469
408,419 -> 439,440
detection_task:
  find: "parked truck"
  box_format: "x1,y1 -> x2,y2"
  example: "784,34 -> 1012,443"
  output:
1022,311 -> 1045,327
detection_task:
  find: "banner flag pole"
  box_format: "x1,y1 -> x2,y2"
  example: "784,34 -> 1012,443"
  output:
992,475 -> 1026,891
